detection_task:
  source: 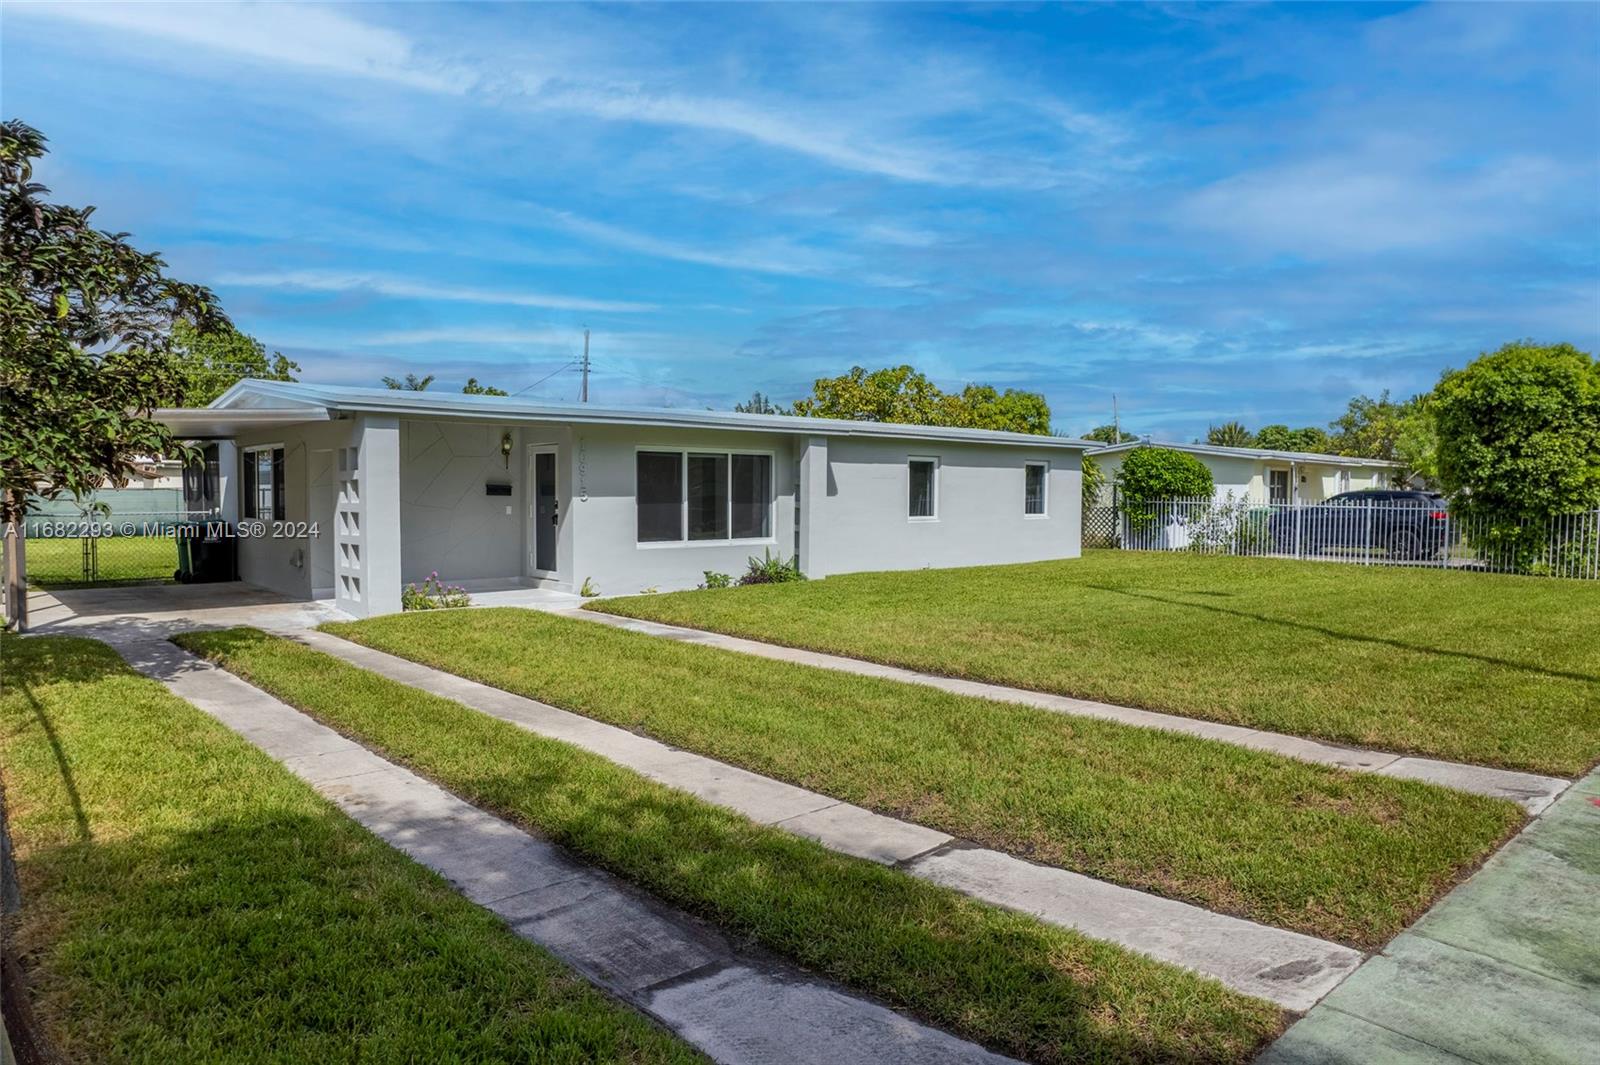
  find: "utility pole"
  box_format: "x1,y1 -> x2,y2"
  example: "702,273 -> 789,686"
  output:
1112,393 -> 1120,440
579,329 -> 590,403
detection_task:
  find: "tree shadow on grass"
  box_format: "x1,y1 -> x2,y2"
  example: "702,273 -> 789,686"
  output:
1087,584 -> 1600,686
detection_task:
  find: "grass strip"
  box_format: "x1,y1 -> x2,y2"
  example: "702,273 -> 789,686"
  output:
177,625 -> 1283,1065
0,633 -> 700,1065
592,551 -> 1600,777
319,607 -> 1521,948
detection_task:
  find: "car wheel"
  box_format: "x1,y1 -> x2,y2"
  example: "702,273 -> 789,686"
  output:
1392,528 -> 1424,560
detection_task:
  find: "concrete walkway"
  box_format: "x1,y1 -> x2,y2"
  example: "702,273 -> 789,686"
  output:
573,610 -> 1570,813
1260,766 -> 1600,1064
87,625 -> 1017,1065
298,628 -> 1362,1011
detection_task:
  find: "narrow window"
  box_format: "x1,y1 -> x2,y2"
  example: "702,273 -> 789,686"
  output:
909,458 -> 937,519
636,451 -> 683,542
731,453 -> 772,539
242,446 -> 284,519
1025,462 -> 1047,516
687,453 -> 729,540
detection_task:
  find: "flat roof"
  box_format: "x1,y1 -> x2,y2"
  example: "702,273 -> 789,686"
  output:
167,380 -> 1091,451
1086,438 -> 1403,468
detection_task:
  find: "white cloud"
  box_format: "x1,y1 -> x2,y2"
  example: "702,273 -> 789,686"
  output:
530,209 -> 854,278
1174,151 -> 1572,256
14,2 -> 472,93
214,270 -> 655,313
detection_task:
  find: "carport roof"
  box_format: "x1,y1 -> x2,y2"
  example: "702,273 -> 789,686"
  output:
168,379 -> 1092,450
151,406 -> 331,439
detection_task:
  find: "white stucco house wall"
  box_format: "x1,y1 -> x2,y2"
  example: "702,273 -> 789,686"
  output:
155,381 -> 1089,617
1088,439 -> 1404,506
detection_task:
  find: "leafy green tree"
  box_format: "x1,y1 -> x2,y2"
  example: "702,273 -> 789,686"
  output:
1255,424 -> 1332,453
789,365 -> 1050,435
1116,447 -> 1215,504
734,391 -> 779,414
169,320 -> 299,406
462,377 -> 507,396
382,373 -> 434,391
1432,341 -> 1600,536
1083,424 -> 1137,444
1329,392 -> 1413,460
1252,424 -> 1293,451
1206,420 -> 1253,447
1,119 -> 227,628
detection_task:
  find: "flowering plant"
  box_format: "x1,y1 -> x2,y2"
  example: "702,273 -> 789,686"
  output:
402,571 -> 471,610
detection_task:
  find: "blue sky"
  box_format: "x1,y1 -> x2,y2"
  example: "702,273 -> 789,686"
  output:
5,1 -> 1597,438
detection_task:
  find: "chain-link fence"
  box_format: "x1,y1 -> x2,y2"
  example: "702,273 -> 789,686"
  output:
20,489 -> 198,587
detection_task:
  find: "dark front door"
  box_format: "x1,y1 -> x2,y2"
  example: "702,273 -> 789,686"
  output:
534,451 -> 558,573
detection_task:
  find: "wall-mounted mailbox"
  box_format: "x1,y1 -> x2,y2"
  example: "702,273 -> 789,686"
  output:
485,482 -> 513,497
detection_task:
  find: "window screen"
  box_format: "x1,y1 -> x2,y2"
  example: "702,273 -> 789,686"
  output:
1025,463 -> 1046,515
731,454 -> 772,539
909,459 -> 937,518
687,453 -> 729,540
636,451 -> 683,542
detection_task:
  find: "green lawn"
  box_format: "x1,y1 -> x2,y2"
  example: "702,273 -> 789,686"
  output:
592,551 -> 1600,777
0,634 -> 699,1065
24,535 -> 177,585
177,626 -> 1281,1065
316,608 -> 1520,949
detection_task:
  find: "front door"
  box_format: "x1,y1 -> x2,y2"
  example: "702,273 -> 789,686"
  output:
530,449 -> 559,575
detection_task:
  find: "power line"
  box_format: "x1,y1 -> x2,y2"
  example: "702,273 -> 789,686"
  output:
511,360 -> 578,396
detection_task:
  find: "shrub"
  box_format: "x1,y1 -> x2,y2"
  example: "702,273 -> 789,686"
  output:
738,549 -> 805,585
700,571 -> 733,589
579,577 -> 599,598
402,572 -> 471,610
1116,447 -> 1214,504
1432,341 -> 1600,571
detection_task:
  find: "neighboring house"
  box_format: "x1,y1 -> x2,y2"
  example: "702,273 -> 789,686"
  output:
1088,439 -> 1404,506
154,380 -> 1089,617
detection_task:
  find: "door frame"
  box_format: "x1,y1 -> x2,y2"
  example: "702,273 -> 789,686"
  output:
527,445 -> 561,579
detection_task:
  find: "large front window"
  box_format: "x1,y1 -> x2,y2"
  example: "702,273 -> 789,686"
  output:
637,450 -> 772,544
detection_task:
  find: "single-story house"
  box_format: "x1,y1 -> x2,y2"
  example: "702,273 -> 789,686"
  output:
154,380 -> 1089,617
1087,439 -> 1404,506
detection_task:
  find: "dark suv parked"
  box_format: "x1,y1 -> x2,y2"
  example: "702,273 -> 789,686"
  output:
1267,490 -> 1457,560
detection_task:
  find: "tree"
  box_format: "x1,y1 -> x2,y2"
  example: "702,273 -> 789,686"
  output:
462,377 -> 507,396
1329,391 -> 1411,460
1255,424 -> 1333,454
1252,424 -> 1293,451
1206,420 -> 1253,447
1083,424 -> 1137,444
1116,447 -> 1214,504
1,119 -> 227,629
382,373 -> 434,391
169,320 -> 299,406
734,391 -> 779,415
789,364 -> 1051,435
1432,341 -> 1600,539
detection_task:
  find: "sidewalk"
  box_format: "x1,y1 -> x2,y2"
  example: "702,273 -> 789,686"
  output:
1260,767 -> 1600,1064
296,628 -> 1362,1010
90,626 -> 1018,1065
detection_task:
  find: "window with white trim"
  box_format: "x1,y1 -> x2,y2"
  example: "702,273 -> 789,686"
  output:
1024,461 -> 1048,516
636,450 -> 773,544
241,445 -> 285,520
908,457 -> 938,519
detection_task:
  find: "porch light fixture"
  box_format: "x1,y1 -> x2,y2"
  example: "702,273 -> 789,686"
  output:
500,431 -> 513,468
